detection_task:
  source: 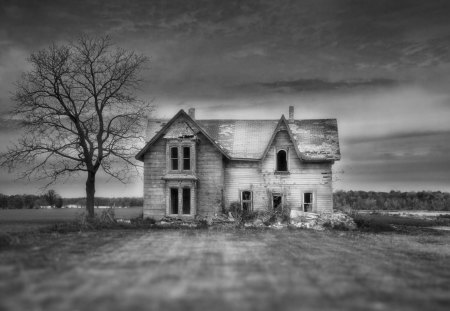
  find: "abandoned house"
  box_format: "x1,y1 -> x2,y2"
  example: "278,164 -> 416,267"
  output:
135,106 -> 341,219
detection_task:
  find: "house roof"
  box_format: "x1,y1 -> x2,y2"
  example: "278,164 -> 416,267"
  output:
136,110 -> 341,162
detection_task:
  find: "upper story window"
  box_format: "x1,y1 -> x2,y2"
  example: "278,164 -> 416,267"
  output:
183,146 -> 191,170
276,149 -> 288,172
167,142 -> 195,173
170,147 -> 179,170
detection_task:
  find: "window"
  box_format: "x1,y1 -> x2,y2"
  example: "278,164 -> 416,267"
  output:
272,194 -> 282,212
182,188 -> 191,214
241,191 -> 253,212
303,192 -> 313,212
276,149 -> 288,171
170,147 -> 178,170
183,147 -> 191,170
169,186 -> 193,216
167,143 -> 194,172
170,188 -> 179,214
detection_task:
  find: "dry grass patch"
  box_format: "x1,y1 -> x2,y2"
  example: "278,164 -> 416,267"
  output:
0,229 -> 449,311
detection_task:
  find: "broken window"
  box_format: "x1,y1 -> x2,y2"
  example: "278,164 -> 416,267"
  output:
170,147 -> 178,170
170,188 -> 179,214
183,146 -> 191,170
303,192 -> 313,212
272,194 -> 282,212
276,149 -> 288,171
241,191 -> 253,212
182,188 -> 191,214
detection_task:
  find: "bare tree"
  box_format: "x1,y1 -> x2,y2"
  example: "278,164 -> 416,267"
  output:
1,35 -> 151,218
43,189 -> 58,207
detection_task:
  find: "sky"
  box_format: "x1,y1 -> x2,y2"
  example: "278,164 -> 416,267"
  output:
1,0 -> 450,197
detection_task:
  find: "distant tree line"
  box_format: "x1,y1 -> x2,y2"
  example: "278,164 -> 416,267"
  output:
334,190 -> 450,211
0,192 -> 143,209
0,190 -> 63,209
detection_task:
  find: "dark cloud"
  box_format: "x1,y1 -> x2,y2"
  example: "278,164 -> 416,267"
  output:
1,0 -> 450,194
345,130 -> 450,145
235,78 -> 398,94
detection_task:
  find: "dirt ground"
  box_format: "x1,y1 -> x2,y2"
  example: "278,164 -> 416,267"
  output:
0,228 -> 449,311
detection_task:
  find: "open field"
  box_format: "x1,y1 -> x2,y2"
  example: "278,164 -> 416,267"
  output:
356,210 -> 450,217
0,228 -> 449,311
0,207 -> 142,222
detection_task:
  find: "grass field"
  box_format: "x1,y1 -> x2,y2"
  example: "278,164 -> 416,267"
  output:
0,228 -> 449,311
0,206 -> 142,223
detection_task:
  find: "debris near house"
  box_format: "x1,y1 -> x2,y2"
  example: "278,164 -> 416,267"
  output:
320,212 -> 357,230
289,211 -> 357,230
290,212 -> 323,230
144,210 -> 356,230
158,216 -> 199,228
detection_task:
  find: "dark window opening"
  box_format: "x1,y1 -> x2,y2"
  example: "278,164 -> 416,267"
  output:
170,188 -> 179,214
276,150 -> 287,171
182,188 -> 191,214
170,147 -> 178,170
272,194 -> 282,212
183,146 -> 191,170
303,192 -> 313,212
241,191 -> 252,212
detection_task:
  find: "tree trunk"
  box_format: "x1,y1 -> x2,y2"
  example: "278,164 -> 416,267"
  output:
85,171 -> 96,219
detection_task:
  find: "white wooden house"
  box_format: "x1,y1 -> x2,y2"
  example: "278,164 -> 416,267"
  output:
136,106 -> 341,219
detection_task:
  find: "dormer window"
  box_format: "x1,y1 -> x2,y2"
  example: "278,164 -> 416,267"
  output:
276,149 -> 288,172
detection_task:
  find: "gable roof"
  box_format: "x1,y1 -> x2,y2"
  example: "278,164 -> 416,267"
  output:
136,110 -> 341,162
135,110 -> 231,161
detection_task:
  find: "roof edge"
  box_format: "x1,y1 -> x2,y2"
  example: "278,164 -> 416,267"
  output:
135,110 -> 231,161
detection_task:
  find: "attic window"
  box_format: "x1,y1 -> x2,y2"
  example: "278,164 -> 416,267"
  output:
276,149 -> 288,172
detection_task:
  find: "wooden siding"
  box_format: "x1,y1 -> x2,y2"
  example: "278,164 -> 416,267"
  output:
196,133 -> 224,216
143,115 -> 223,218
144,120 -> 335,218
224,130 -> 334,213
143,138 -> 166,219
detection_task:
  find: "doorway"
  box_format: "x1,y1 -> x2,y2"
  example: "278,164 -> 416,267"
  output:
272,194 -> 282,212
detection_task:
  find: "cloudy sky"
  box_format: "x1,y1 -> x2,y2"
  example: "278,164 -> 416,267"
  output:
1,0 -> 450,197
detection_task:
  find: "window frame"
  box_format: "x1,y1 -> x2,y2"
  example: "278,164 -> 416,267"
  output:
170,146 -> 179,171
166,141 -> 196,173
302,191 -> 315,212
240,190 -> 253,212
169,187 -> 179,215
182,146 -> 191,171
275,147 -> 289,173
272,193 -> 283,211
166,182 -> 196,217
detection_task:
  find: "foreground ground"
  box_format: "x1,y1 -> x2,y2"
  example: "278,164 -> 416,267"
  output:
0,228 -> 449,311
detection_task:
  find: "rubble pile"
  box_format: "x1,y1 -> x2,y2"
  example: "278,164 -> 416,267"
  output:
319,212 -> 357,230
158,216 -> 198,228
289,210 -> 356,230
290,212 -> 323,230
151,211 -> 356,230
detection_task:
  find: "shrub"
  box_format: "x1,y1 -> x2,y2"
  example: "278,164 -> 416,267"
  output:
353,214 -> 394,232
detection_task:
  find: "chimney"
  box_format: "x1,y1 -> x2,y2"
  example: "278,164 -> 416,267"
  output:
188,108 -> 195,119
288,106 -> 294,123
